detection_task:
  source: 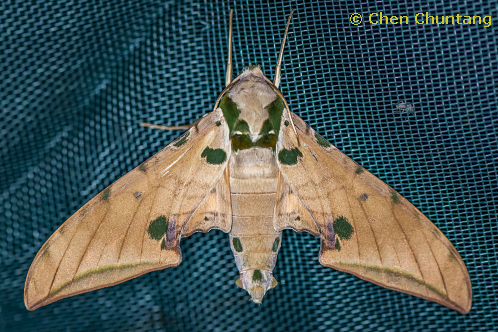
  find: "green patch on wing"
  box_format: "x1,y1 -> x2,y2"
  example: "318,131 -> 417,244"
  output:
336,262 -> 447,299
356,166 -> 364,174
266,95 -> 284,136
101,188 -> 111,202
41,248 -> 50,258
278,148 -> 303,165
333,216 -> 354,240
147,215 -> 169,241
272,238 -> 280,252
216,121 -> 221,127
139,164 -> 147,172
315,133 -> 330,148
252,269 -> 263,281
49,262 -> 157,297
174,132 -> 190,147
201,147 -> 227,165
220,94 -> 240,133
390,191 -> 399,204
284,120 -> 289,127
232,237 -> 243,252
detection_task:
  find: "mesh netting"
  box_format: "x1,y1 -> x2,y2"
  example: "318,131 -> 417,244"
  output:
1,0 -> 497,331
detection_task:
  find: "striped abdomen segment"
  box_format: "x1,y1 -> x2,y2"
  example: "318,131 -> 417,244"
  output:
228,148 -> 281,302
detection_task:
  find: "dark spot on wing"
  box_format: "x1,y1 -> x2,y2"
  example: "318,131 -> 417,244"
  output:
174,132 -> 190,147
164,217 -> 177,249
201,147 -> 227,165
278,148 -> 303,165
326,220 -> 336,249
101,188 -> 111,202
315,133 -> 330,148
147,215 -> 168,241
333,216 -> 354,240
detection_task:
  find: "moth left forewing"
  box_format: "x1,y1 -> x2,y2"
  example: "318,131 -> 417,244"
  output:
25,108 -> 231,310
276,111 -> 472,314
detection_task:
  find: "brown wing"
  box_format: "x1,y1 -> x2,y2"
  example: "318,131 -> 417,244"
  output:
274,171 -> 319,236
24,107 -> 231,311
182,165 -> 232,237
275,111 -> 472,314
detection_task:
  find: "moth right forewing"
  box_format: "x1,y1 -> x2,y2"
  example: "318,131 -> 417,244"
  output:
276,111 -> 472,314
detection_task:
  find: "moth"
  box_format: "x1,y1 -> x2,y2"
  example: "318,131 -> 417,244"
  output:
25,10 -> 472,313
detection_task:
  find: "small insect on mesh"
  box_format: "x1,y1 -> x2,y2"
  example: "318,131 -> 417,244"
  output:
1,1 -> 496,331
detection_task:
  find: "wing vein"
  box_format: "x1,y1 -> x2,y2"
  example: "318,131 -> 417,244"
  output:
117,195 -> 145,263
357,198 -> 383,268
140,187 -> 159,263
70,209 -> 111,283
389,205 -> 427,294
422,226 -> 449,298
46,214 -> 87,295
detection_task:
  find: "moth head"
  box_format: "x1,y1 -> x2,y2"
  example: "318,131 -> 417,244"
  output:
237,269 -> 277,304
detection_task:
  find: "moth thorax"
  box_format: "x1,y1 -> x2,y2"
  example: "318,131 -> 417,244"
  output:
228,68 -> 277,135
239,269 -> 276,304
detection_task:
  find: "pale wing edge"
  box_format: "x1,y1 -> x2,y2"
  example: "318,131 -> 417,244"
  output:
320,260 -> 472,314
25,258 -> 181,311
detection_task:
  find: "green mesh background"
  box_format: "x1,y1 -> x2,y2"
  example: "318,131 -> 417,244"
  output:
1,0 -> 497,331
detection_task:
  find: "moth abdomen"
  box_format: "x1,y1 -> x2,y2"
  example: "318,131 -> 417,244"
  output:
228,144 -> 281,303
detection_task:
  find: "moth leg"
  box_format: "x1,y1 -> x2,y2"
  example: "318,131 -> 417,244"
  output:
225,9 -> 234,87
139,115 -> 206,131
139,123 -> 191,130
273,9 -> 294,89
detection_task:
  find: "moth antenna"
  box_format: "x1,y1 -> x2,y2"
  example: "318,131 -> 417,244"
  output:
139,123 -> 190,130
271,10 -> 299,145
225,9 -> 234,87
273,9 -> 294,89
